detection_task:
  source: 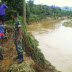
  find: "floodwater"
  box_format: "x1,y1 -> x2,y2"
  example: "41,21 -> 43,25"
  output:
27,20 -> 72,72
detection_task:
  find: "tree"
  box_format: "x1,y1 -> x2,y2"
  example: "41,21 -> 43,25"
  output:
3,0 -> 23,15
64,6 -> 69,11
26,3 -> 31,24
28,0 -> 34,12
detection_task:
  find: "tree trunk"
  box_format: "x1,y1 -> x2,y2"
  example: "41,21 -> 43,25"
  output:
22,0 -> 47,65
23,0 -> 27,34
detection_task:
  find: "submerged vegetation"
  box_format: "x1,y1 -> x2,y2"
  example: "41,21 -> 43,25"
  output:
63,20 -> 72,27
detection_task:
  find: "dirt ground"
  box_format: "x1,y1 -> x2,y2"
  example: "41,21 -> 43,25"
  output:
0,39 -> 34,72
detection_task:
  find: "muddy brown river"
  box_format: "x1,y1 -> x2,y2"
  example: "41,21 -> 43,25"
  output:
27,20 -> 72,72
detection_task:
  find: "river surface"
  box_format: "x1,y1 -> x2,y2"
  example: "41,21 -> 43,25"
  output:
27,20 -> 72,72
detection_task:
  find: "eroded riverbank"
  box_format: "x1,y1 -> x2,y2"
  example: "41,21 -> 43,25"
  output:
27,19 -> 72,72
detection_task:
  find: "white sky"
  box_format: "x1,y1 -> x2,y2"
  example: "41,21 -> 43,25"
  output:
26,0 -> 72,7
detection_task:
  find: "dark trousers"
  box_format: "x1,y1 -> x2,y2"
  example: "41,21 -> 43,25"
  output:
0,15 -> 6,23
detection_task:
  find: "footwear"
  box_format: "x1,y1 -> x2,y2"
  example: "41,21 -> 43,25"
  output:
14,53 -> 20,61
18,55 -> 23,63
14,56 -> 19,61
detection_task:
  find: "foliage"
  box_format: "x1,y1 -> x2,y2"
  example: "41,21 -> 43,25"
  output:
22,33 -> 46,64
6,10 -> 16,20
28,0 -> 34,12
61,10 -> 72,17
3,0 -> 23,15
5,20 -> 14,26
26,3 -> 31,24
2,0 -> 72,24
26,1 -> 72,23
63,20 -> 72,27
29,14 -> 39,22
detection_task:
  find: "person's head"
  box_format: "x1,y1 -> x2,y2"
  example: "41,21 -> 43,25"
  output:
0,20 -> 2,25
11,12 -> 17,19
0,0 -> 2,5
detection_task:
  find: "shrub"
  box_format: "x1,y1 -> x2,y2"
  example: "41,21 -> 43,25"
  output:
29,14 -> 39,22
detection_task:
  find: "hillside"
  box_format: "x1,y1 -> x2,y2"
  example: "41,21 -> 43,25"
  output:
60,7 -> 72,11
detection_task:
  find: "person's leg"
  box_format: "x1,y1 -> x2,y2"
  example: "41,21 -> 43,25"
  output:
14,39 -> 20,60
17,38 -> 23,63
1,33 -> 5,44
14,38 -> 23,63
0,39 -> 3,61
0,15 -> 2,21
1,15 -> 6,24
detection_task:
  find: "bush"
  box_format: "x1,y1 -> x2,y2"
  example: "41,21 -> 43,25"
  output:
29,14 -> 39,22
6,10 -> 16,20
5,20 -> 14,26
22,33 -> 46,64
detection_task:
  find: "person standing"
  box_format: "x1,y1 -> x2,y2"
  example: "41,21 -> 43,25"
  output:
0,0 -> 8,24
0,20 -> 5,61
11,12 -> 23,63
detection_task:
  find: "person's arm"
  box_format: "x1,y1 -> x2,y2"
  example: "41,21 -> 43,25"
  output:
5,6 -> 8,10
4,4 -> 8,12
1,25 -> 5,29
17,21 -> 22,42
17,27 -> 21,42
4,4 -> 8,9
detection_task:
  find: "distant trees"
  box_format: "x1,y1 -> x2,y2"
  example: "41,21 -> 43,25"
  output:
26,1 -> 63,23
28,0 -> 34,11
2,0 -> 72,24
64,6 -> 69,11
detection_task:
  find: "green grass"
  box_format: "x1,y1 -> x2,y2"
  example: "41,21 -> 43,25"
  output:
29,14 -> 40,22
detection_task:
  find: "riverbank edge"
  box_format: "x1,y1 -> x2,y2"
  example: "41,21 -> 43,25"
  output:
1,17 -> 63,72
63,19 -> 72,27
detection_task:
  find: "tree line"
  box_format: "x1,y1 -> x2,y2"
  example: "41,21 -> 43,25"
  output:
2,0 -> 72,24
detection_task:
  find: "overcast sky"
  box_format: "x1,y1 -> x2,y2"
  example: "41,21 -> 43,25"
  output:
26,0 -> 72,7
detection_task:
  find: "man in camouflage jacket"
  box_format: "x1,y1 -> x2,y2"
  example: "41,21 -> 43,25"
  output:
11,12 -> 23,63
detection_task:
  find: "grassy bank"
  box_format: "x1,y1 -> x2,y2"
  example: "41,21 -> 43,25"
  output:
63,19 -> 72,27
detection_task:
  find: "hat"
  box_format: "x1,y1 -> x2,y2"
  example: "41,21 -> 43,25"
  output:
0,0 -> 2,2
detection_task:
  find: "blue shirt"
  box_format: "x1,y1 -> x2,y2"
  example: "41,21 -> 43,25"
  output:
0,4 -> 8,15
0,24 -> 5,33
